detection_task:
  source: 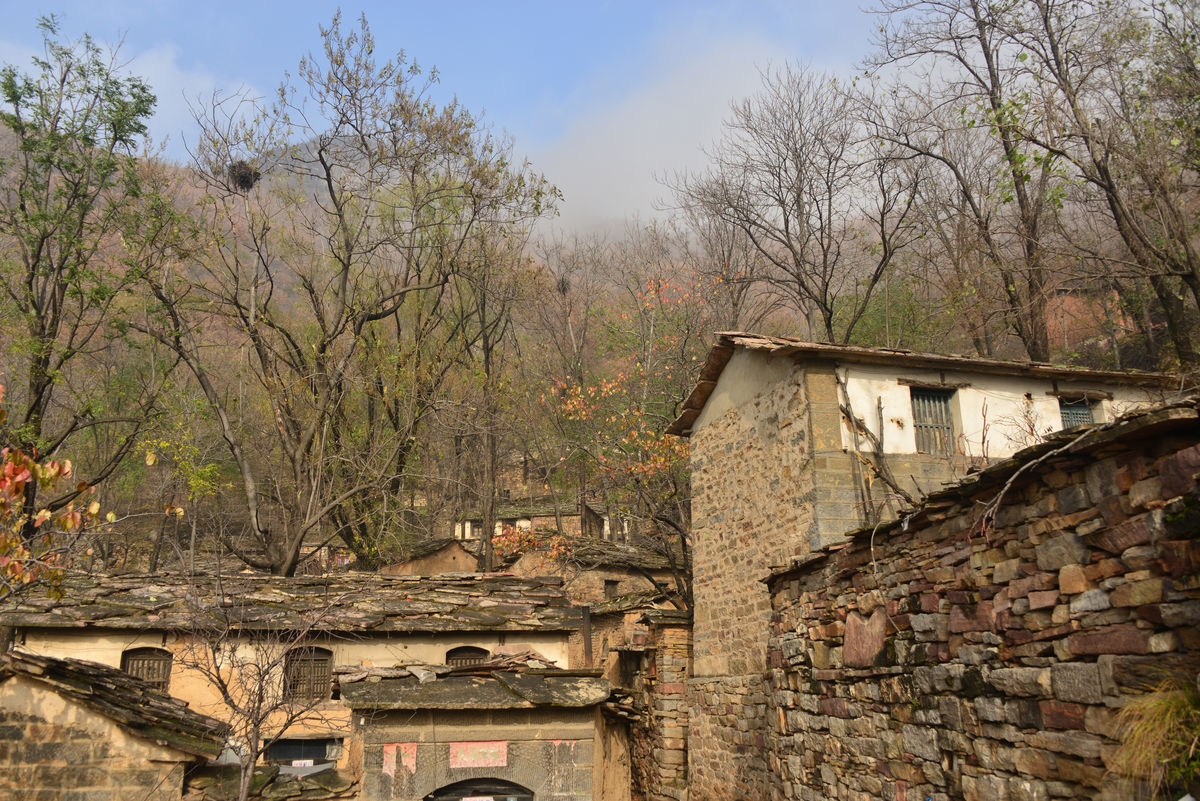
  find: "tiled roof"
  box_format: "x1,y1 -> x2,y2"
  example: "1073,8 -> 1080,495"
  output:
1,651 -> 228,758
340,670 -> 610,710
0,572 -> 583,633
667,331 -> 1179,436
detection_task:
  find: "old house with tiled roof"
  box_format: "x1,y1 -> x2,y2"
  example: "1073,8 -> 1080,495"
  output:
668,332 -> 1178,800
0,651 -> 227,801
0,573 -> 587,779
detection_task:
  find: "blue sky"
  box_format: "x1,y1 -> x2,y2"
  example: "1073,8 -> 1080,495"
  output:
0,2 -> 878,231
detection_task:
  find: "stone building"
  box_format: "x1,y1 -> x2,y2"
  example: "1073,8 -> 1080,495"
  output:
667,332 -> 1175,800
343,666 -> 621,801
0,573 -> 584,775
379,538 -> 480,575
0,650 -> 226,801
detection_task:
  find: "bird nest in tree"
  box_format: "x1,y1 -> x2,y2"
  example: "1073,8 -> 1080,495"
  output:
227,160 -> 261,191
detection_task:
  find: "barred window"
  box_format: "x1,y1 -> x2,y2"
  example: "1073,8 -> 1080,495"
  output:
911,388 -> 955,454
283,647 -> 332,703
121,647 -> 172,692
1058,397 -> 1095,429
445,646 -> 489,667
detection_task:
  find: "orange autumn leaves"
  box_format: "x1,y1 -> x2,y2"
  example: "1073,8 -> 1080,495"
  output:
0,384 -> 101,595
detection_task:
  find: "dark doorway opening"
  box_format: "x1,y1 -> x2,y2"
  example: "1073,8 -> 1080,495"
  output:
424,778 -> 534,801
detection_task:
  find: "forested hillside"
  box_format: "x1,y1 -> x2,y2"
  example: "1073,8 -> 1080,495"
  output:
2,3 -> 1199,586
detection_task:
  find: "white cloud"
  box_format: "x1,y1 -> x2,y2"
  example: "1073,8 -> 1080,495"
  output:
527,31 -> 790,237
129,43 -> 256,162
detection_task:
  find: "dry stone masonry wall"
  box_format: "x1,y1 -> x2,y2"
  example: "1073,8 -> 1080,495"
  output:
688,362 -> 816,800
766,408 -> 1200,801
626,613 -> 691,801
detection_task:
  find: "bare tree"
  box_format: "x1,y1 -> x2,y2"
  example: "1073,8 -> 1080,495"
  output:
998,0 -> 1200,367
173,583 -> 349,801
870,0 -> 1073,361
673,64 -> 920,343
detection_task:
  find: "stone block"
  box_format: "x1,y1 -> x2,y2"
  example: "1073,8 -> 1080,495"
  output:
1035,534 -> 1088,571
1057,564 -> 1092,595
1128,477 -> 1163,510
1008,776 -> 1049,801
1085,516 -> 1151,554
1028,590 -> 1058,611
950,602 -> 995,633
1068,624 -> 1150,655
994,558 -> 1022,584
900,724 -> 940,761
1160,600 -> 1200,627
1158,443 -> 1200,497
1057,483 -> 1091,514
1038,700 -> 1086,730
1110,579 -> 1163,607
1026,730 -> 1103,759
1051,662 -> 1103,704
843,608 -> 887,668
1120,545 -> 1157,570
988,667 -> 1051,697
1069,589 -> 1110,615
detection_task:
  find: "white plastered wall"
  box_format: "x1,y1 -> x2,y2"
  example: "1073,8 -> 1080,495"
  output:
838,363 -> 1161,459
692,349 -> 796,433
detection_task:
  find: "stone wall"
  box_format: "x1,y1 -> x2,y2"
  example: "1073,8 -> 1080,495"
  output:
688,359 -> 815,801
0,677 -> 189,801
624,613 -> 691,801
765,408 -> 1200,801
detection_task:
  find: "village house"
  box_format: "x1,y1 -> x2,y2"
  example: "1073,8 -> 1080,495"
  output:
0,573 -> 586,782
451,494 -> 612,542
0,650 -> 227,801
667,332 -> 1178,800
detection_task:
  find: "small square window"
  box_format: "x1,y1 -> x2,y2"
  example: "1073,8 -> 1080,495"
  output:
283,647 -> 332,703
1058,398 -> 1095,429
121,648 -> 172,692
910,388 -> 955,454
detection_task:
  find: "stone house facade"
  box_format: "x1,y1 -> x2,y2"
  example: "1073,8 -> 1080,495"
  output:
667,332 -> 1175,801
343,670 -> 620,801
0,651 -> 226,801
0,573 -> 583,776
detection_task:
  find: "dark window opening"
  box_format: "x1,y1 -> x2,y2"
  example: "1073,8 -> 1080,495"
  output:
445,646 -> 490,667
425,779 -> 533,801
266,737 -> 341,766
1059,397 -> 1095,429
604,579 -> 621,600
284,647 -> 332,703
121,647 -> 172,692
911,388 -> 955,454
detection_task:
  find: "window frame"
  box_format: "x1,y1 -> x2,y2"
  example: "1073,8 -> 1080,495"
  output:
1058,397 -> 1095,429
120,647 -> 173,692
283,646 -> 333,704
909,387 -> 956,454
445,646 -> 490,667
